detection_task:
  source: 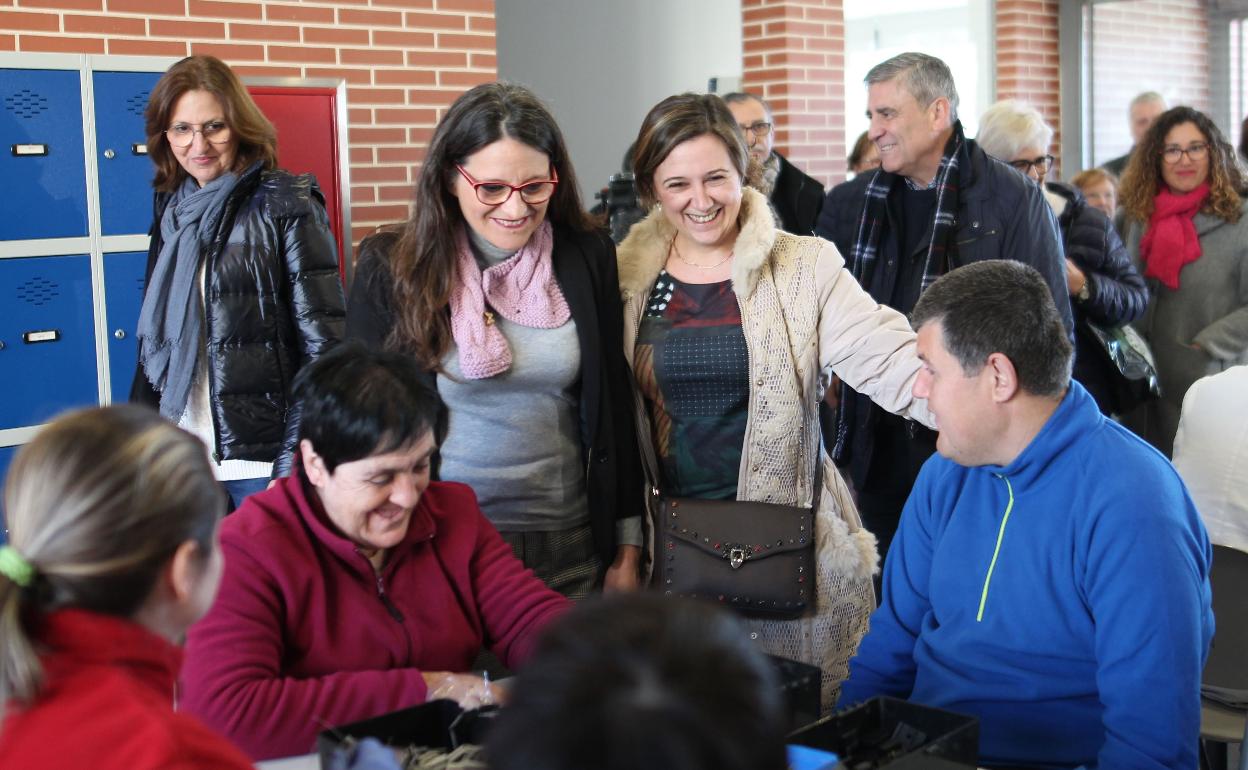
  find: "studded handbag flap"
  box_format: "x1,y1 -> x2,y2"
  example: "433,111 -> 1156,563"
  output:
655,497 -> 814,619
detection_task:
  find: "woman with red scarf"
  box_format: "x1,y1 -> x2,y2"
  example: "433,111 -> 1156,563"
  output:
0,407 -> 251,770
1119,106 -> 1248,456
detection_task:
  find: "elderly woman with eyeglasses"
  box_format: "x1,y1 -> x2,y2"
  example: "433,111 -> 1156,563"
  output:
132,56 -> 345,508
1117,106 -> 1248,455
347,83 -> 643,598
977,100 -> 1147,416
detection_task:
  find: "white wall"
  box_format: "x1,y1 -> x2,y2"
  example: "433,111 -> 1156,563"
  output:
496,0 -> 743,206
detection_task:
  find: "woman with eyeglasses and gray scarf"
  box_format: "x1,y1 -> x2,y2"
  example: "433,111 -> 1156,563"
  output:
132,56 -> 345,508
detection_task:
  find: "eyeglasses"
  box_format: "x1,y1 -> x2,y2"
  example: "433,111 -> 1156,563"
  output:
455,164 -> 559,205
1161,142 -> 1209,164
165,120 -> 231,148
1008,154 -> 1055,177
737,122 -> 772,138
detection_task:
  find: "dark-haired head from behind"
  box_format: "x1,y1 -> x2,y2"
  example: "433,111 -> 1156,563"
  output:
293,341 -> 447,474
487,593 -> 788,770
912,260 -> 1073,398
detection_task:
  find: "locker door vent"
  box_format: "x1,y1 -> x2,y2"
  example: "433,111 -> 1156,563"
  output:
3,89 -> 50,119
15,277 -> 60,306
126,90 -> 150,118
136,276 -> 145,295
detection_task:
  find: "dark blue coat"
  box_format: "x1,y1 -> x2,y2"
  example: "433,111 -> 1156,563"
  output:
815,138 -> 1071,486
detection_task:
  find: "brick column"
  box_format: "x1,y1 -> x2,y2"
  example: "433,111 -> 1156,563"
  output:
741,0 -> 846,188
994,0 -> 1062,163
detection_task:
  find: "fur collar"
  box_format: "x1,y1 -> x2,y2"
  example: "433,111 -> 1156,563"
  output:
617,186 -> 778,298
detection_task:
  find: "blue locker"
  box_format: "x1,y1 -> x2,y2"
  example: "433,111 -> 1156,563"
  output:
0,255 -> 99,430
0,444 -> 15,544
103,250 -> 147,404
94,71 -> 160,236
0,69 -> 89,240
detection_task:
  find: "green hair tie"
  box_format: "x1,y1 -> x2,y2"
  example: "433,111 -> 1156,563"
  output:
0,545 -> 35,588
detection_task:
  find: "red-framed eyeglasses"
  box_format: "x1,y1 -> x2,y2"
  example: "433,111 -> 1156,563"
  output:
455,164 -> 559,205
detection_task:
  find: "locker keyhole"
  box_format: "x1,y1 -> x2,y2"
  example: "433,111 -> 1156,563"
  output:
15,277 -> 60,307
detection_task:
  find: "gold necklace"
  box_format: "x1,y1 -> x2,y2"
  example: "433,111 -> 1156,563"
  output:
669,237 -> 732,270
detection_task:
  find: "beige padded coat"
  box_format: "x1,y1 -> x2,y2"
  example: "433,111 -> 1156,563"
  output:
618,187 -> 934,710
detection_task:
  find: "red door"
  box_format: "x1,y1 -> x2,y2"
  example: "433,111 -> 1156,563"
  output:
247,85 -> 349,280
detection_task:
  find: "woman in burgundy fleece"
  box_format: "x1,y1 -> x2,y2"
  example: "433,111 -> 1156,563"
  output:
179,342 -> 570,761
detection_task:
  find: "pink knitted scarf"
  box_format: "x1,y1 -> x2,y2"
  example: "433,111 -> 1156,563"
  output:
448,221 -> 570,379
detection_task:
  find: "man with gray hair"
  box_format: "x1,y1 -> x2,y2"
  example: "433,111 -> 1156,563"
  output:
722,91 -> 825,235
840,260 -> 1212,770
1103,90 -> 1168,177
814,52 -> 1070,563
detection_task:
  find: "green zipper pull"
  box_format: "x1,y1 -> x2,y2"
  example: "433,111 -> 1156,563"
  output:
976,474 -> 1015,623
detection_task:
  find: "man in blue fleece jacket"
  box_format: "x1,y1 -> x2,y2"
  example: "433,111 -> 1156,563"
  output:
838,261 -> 1213,770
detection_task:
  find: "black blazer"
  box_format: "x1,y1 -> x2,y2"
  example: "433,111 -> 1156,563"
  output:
346,224 -> 643,575
771,152 -> 825,237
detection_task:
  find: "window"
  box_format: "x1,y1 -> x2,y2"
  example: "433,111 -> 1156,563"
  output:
843,0 -> 995,158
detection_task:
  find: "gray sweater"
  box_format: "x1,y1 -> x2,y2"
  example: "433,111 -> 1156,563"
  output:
437,230 -> 589,532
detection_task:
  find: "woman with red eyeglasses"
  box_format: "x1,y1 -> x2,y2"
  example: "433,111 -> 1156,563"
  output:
348,83 -> 643,599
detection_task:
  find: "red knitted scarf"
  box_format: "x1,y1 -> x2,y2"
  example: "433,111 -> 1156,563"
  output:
1139,182 -> 1210,289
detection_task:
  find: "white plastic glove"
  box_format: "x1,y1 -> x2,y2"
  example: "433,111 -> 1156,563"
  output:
423,671 -> 504,709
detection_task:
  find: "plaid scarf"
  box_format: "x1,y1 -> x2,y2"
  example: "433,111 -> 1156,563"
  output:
833,122 -> 969,464
848,121 -> 969,293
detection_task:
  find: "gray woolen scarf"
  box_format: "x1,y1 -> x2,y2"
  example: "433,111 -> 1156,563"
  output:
137,170 -> 242,420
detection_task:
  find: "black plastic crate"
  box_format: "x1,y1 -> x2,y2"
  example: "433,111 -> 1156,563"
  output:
316,657 -> 819,768
316,699 -> 496,769
787,696 -> 978,769
769,654 -> 822,730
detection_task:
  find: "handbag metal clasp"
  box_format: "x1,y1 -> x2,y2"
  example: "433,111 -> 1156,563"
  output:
728,546 -> 747,569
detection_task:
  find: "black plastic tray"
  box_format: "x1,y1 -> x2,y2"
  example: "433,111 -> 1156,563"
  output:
316,699 -> 497,769
788,696 -> 978,769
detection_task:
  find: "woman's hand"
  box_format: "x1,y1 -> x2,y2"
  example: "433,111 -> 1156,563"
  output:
423,671 -> 505,709
603,545 -> 642,593
1065,259 -> 1088,297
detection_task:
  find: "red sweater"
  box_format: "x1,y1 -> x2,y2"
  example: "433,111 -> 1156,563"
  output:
0,609 -> 252,770
180,475 -> 570,760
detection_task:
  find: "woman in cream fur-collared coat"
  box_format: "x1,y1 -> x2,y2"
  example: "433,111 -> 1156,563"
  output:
617,93 -> 933,709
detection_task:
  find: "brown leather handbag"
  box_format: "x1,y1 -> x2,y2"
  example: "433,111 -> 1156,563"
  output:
653,497 -> 814,619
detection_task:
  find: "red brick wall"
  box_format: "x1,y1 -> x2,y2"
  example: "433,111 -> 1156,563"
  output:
741,0 -> 845,188
0,0 -> 496,250
995,0 -> 1063,166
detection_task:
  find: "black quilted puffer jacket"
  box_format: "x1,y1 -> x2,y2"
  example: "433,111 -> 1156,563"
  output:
1046,181 -> 1149,414
131,164 -> 346,475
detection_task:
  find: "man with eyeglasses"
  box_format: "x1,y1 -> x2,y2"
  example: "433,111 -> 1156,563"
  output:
722,92 -> 825,236
1103,91 -> 1168,178
812,52 -> 1070,566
